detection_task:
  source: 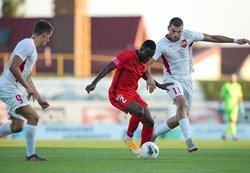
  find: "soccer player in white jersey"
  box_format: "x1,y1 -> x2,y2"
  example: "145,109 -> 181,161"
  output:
147,17 -> 250,152
0,20 -> 53,160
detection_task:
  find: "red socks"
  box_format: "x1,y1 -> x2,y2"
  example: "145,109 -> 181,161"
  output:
127,114 -> 153,147
140,126 -> 153,146
127,114 -> 142,138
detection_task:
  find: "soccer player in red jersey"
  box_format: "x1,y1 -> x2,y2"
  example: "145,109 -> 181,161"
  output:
86,40 -> 173,157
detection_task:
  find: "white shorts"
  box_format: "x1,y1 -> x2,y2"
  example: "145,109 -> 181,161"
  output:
163,77 -> 193,113
0,87 -> 29,120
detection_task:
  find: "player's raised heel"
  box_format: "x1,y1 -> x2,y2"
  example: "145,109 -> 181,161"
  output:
26,154 -> 48,161
123,136 -> 140,155
186,138 -> 198,152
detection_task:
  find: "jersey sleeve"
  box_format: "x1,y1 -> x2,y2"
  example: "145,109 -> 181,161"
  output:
14,39 -> 34,61
152,44 -> 163,61
186,30 -> 204,42
112,51 -> 129,68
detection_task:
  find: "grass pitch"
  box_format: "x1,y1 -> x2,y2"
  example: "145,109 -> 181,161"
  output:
0,139 -> 249,173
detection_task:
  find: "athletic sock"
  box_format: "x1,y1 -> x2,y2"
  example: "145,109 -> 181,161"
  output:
0,122 -> 12,137
225,123 -> 231,133
154,122 -> 172,137
231,122 -> 237,137
140,126 -> 153,146
25,124 -> 37,157
124,134 -> 132,141
178,118 -> 192,141
127,114 -> 142,138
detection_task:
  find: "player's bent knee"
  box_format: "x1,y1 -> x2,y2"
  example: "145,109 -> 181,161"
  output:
133,109 -> 144,117
27,114 -> 39,125
11,124 -> 24,133
142,118 -> 154,127
32,115 -> 39,124
148,119 -> 154,127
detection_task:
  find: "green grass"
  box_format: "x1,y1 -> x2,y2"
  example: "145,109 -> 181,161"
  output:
1,139 -> 250,173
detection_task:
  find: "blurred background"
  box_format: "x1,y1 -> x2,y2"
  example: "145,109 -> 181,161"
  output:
0,0 -> 249,140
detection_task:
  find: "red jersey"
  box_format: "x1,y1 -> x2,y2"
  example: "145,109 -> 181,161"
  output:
109,50 -> 148,95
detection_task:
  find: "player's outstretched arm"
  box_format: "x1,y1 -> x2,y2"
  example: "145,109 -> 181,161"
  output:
145,58 -> 157,93
26,75 -> 50,109
203,34 -> 250,45
85,62 -> 117,94
142,74 -> 174,92
236,38 -> 250,45
156,81 -> 174,91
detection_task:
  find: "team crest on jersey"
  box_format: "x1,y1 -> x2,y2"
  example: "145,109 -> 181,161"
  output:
180,39 -> 187,48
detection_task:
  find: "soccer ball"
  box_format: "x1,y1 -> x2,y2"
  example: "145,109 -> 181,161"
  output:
140,142 -> 159,159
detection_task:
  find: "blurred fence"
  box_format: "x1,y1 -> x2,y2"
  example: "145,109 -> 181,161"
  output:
0,52 -> 75,76
0,52 -> 164,76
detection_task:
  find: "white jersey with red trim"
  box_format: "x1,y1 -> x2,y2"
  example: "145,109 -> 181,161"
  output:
0,38 -> 37,90
153,29 -> 204,80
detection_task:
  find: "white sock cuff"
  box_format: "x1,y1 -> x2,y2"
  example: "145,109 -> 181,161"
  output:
6,122 -> 12,132
154,122 -> 171,136
0,122 -> 12,136
178,118 -> 189,124
178,118 -> 191,141
124,134 -> 132,140
26,124 -> 37,129
25,124 -> 37,139
25,124 -> 37,157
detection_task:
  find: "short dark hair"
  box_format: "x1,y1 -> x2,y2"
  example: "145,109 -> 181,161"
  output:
142,39 -> 156,50
169,17 -> 183,27
33,20 -> 53,35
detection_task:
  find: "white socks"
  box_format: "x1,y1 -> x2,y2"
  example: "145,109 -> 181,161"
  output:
154,122 -> 172,137
178,118 -> 191,141
25,124 -> 37,157
144,118 -> 192,141
0,122 -> 12,137
0,123 -> 38,157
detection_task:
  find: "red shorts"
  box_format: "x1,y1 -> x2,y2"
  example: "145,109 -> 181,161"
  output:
108,91 -> 147,114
